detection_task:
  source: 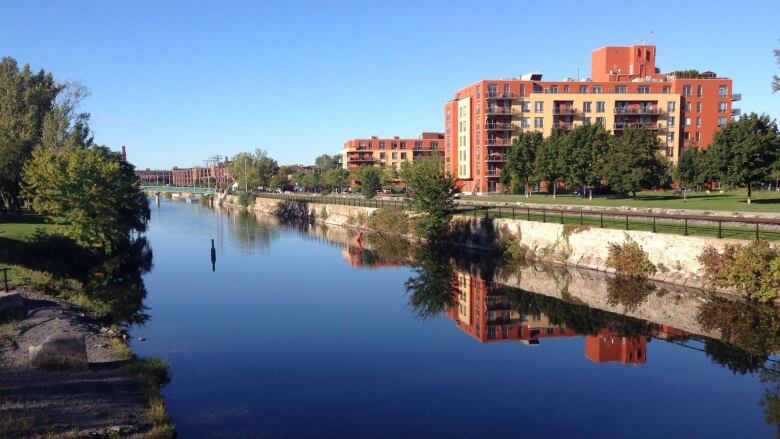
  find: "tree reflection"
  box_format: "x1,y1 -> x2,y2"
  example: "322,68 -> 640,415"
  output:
405,245 -> 456,319
605,277 -> 656,313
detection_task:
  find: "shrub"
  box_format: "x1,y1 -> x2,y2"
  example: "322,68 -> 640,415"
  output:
238,192 -> 255,208
698,241 -> 780,303
504,239 -> 531,262
606,236 -> 657,279
366,208 -> 410,236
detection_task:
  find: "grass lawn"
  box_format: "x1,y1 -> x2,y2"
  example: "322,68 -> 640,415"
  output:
0,214 -> 62,290
463,190 -> 780,213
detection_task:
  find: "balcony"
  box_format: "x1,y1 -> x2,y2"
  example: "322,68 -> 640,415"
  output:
552,107 -> 576,115
485,169 -> 503,177
613,122 -> 664,131
732,108 -> 741,116
614,106 -> 662,115
485,107 -> 515,115
487,92 -> 517,99
731,93 -> 742,101
552,122 -> 574,130
485,153 -> 507,162
485,139 -> 512,147
485,123 -> 514,131
347,155 -> 375,162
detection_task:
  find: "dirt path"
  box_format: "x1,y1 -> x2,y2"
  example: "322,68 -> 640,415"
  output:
0,289 -> 151,438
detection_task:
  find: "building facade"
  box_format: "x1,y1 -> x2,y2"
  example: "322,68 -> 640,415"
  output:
136,168 -> 173,185
444,45 -> 738,193
341,132 -> 444,170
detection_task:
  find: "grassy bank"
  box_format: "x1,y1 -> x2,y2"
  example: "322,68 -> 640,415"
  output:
464,190 -> 780,213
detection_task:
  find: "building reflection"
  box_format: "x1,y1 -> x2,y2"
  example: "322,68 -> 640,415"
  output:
446,268 -> 691,366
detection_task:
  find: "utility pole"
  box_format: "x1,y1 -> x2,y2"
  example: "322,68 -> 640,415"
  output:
244,157 -> 248,192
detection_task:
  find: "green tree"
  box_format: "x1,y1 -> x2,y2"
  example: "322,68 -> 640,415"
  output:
380,165 -> 399,187
302,172 -> 320,192
254,149 -> 278,189
534,128 -> 569,198
323,167 -> 349,191
315,154 -> 340,171
356,165 -> 381,198
773,43 -> 780,92
21,145 -> 150,254
501,132 -> 542,196
291,172 -> 306,190
604,127 -> 668,199
707,113 -> 780,204
566,124 -> 611,199
0,57 -> 59,209
405,157 -> 458,241
228,152 -> 259,191
674,143 -> 707,201
268,174 -> 286,191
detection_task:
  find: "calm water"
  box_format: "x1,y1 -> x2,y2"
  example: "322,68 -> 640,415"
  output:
131,199 -> 780,438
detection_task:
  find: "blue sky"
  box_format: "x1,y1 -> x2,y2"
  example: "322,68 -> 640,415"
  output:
2,0 -> 779,169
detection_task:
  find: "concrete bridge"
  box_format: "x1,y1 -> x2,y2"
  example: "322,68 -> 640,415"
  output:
141,185 -> 216,195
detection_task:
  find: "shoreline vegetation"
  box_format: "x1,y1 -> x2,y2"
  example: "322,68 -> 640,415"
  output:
0,57 -> 173,437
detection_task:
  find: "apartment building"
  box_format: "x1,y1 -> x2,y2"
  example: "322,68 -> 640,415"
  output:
136,168 -> 173,185
444,45 -> 739,193
341,132 -> 444,170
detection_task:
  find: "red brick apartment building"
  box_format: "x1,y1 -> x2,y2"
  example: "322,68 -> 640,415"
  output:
444,45 -> 739,193
136,161 -> 231,187
340,132 -> 444,170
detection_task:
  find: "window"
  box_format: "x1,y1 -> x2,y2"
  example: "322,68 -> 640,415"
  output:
684,132 -> 690,140
392,142 -> 398,149
596,117 -> 605,126
583,117 -> 592,126
400,141 -> 406,149
520,101 -> 530,112
430,141 -> 438,149
534,117 -> 544,128
379,141 -> 385,150
696,117 -> 701,127
596,101 -> 605,112
583,101 -> 592,112
392,152 -> 398,159
534,101 -> 544,112
667,101 -> 676,112
667,132 -> 675,142
400,152 -> 406,159
593,86 -> 602,93
379,152 -> 386,159
696,102 -> 702,112
475,163 -> 480,175
615,85 -> 627,93
682,85 -> 692,96
503,84 -> 510,95
696,132 -> 701,141
476,85 -> 480,98
520,84 -> 525,96
718,85 -> 728,97
414,141 -> 423,150
684,102 -> 691,112
667,116 -> 676,128
666,146 -> 674,157
579,85 -> 588,93
638,85 -> 650,94
718,117 -> 726,126
663,85 -> 671,93
488,83 -> 497,96
718,102 -> 727,112
563,85 -> 570,93
520,117 -> 529,128
549,85 -> 558,93
697,85 -> 703,97
533,84 -> 542,92
685,117 -> 691,127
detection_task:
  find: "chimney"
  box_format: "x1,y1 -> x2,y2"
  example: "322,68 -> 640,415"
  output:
121,145 -> 127,162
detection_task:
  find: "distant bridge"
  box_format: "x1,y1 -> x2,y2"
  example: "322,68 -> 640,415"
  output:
141,185 -> 216,195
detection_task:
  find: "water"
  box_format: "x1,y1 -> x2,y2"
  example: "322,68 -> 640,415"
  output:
131,199 -> 780,438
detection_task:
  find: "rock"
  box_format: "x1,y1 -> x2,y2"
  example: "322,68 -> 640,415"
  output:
29,333 -> 88,370
137,337 -> 146,342
100,327 -> 108,333
106,329 -> 116,337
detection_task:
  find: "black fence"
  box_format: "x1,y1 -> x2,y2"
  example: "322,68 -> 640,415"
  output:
253,193 -> 780,241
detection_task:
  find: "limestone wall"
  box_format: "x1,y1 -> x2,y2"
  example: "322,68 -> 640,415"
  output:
212,193 -> 765,292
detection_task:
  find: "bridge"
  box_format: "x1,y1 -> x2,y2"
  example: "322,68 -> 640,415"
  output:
141,185 -> 216,195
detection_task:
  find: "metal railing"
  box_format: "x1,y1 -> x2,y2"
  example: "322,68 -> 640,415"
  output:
251,192 -> 780,241
1,267 -> 9,291
614,107 -> 662,114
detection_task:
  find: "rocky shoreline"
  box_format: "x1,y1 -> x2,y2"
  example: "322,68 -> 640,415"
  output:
0,289 -> 154,438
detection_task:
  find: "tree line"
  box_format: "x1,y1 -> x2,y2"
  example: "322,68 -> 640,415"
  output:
500,113 -> 780,203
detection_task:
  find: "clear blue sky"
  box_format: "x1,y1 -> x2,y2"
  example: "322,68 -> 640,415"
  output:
2,0 -> 779,169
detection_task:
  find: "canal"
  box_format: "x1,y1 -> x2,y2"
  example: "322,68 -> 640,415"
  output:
131,199 -> 780,438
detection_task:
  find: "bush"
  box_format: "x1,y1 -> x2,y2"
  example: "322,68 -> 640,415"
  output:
366,208 -> 410,236
606,236 -> 657,279
698,241 -> 780,302
238,192 -> 255,208
504,239 -> 531,262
